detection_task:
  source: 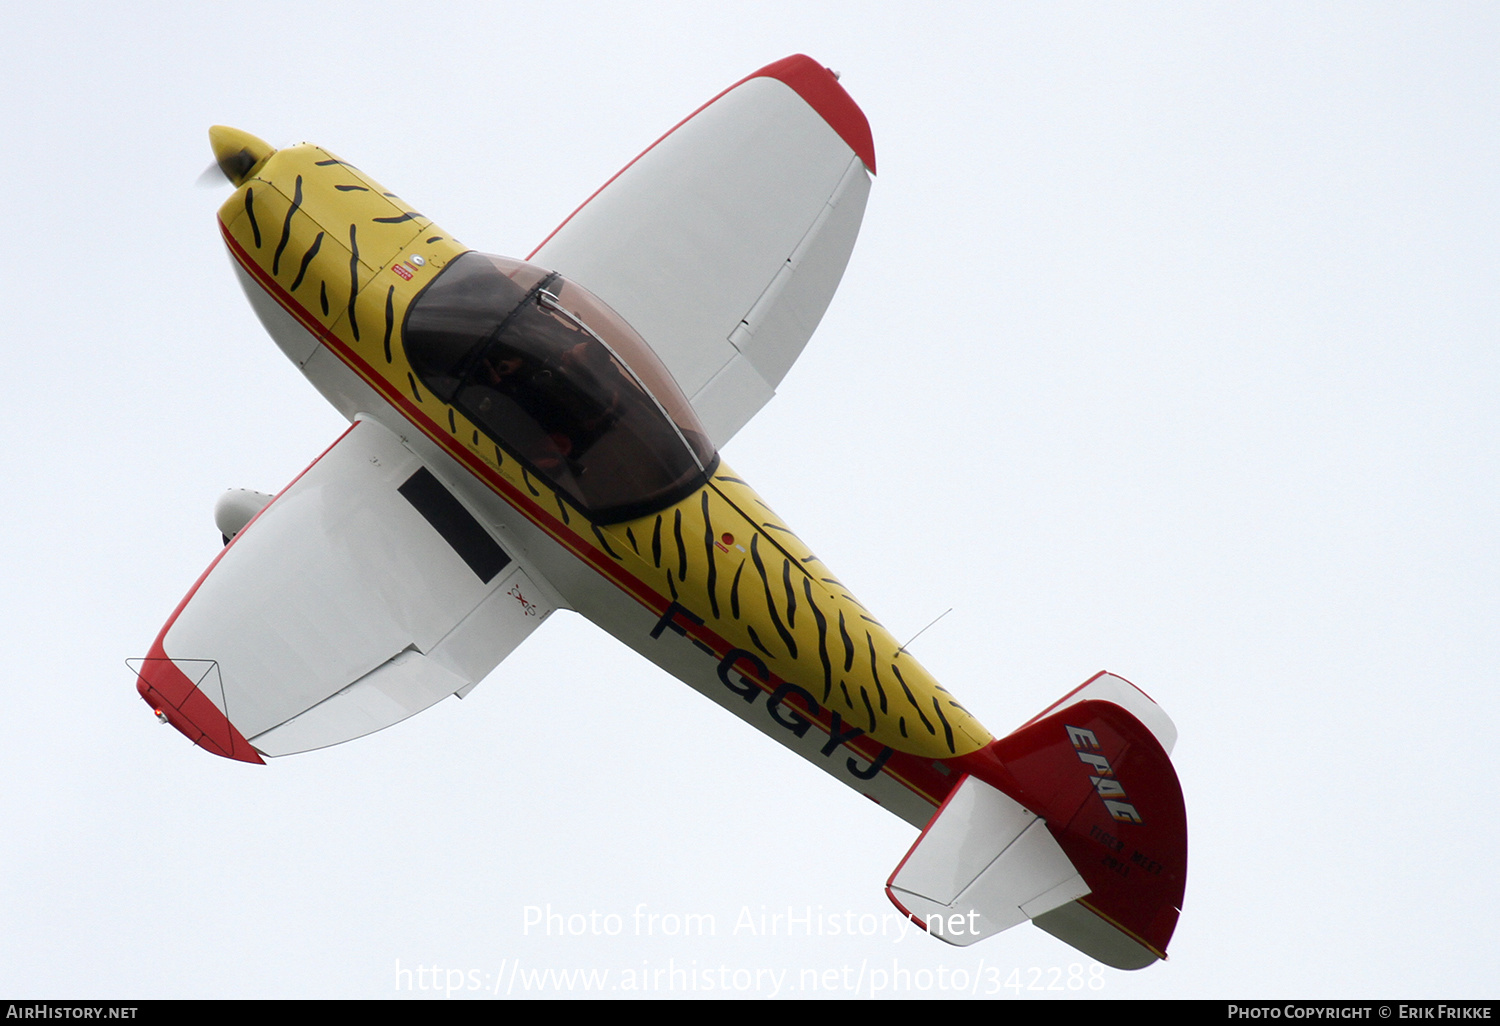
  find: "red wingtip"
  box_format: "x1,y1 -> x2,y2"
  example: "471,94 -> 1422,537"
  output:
133,649 -> 263,765
748,54 -> 877,174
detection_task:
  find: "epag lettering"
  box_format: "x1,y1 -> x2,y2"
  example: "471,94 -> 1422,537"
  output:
1066,724 -> 1143,824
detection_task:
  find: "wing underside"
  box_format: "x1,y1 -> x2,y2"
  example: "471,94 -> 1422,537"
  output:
134,418 -> 556,760
530,55 -> 874,447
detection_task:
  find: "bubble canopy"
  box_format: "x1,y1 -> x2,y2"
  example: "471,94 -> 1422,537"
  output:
402,252 -> 719,523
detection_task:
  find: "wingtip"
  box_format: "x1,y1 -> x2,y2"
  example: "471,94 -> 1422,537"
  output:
131,653 -> 264,764
749,55 -> 876,174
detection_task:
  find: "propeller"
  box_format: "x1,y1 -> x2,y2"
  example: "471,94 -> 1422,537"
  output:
195,162 -> 228,188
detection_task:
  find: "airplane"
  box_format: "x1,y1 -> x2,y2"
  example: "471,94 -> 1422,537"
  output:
130,55 -> 1186,970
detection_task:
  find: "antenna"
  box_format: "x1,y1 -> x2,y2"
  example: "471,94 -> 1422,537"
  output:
895,607 -> 952,658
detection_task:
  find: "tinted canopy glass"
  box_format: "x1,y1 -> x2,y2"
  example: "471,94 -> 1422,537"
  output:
404,252 -> 717,522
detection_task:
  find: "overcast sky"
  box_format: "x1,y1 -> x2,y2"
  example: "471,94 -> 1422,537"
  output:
1,1 -> 1496,999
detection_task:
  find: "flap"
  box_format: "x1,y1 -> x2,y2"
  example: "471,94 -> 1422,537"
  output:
529,55 -> 873,448
136,417 -> 555,759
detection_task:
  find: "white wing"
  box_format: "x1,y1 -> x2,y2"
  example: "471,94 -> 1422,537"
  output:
530,55 -> 875,448
134,417 -> 556,760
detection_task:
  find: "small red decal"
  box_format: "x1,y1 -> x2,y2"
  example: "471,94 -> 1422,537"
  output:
508,583 -> 539,617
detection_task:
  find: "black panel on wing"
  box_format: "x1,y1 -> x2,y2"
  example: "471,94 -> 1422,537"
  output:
398,467 -> 512,583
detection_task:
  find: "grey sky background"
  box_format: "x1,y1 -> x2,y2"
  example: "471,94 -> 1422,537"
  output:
1,2 -> 1495,999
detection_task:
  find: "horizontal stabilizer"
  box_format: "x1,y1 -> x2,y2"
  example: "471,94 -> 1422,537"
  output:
886,774 -> 1090,945
1016,670 -> 1178,755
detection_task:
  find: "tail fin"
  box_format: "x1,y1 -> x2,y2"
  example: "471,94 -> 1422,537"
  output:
886,673 -> 1187,969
